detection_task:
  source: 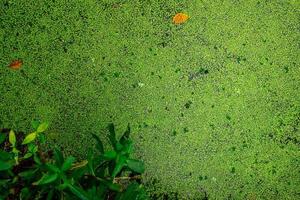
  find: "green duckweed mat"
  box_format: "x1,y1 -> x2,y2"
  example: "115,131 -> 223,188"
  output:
1,0 -> 299,199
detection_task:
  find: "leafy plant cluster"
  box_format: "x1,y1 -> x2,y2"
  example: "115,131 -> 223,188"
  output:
0,121 -> 148,200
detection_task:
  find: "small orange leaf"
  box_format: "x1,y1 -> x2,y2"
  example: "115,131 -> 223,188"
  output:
9,60 -> 22,70
173,13 -> 189,24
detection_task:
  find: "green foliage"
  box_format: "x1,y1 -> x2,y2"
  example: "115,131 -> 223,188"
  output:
0,122 -> 148,200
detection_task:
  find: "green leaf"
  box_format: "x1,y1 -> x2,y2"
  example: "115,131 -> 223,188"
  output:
54,148 -> 64,167
37,133 -> 46,144
28,143 -> 38,153
0,133 -> 6,144
33,173 -> 58,185
33,154 -> 41,165
0,160 -> 13,171
87,148 -> 95,175
36,122 -> 49,133
91,133 -> 104,154
122,140 -> 133,154
112,155 -> 127,177
100,179 -> 121,192
23,153 -> 33,159
22,132 -> 37,145
45,163 -> 60,173
20,187 -> 31,200
31,119 -> 40,130
103,150 -> 117,160
116,182 -> 149,200
9,130 -> 16,146
0,150 -> 13,161
127,159 -> 145,173
120,124 -> 130,145
62,156 -> 75,171
46,189 -> 54,200
0,179 -> 10,186
18,169 -> 37,179
108,123 -> 117,149
67,184 -> 89,200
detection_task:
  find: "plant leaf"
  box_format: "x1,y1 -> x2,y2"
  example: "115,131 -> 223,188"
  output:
119,124 -> 130,145
20,187 -> 31,200
116,182 -> 149,200
54,148 -> 64,167
45,163 -> 61,173
0,160 -> 13,171
103,150 -> 117,160
33,173 -> 58,185
108,123 -> 117,149
18,169 -> 38,179
127,159 -> 145,173
100,179 -> 121,192
36,122 -> 49,133
22,132 -> 37,145
23,153 -> 33,159
112,155 -> 127,177
62,156 -> 75,171
31,119 -> 40,130
9,130 -> 16,146
0,133 -> 6,144
0,150 -> 13,161
67,184 -> 90,200
91,133 -> 104,154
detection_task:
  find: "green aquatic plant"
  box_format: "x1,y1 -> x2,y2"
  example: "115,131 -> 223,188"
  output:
0,122 -> 148,200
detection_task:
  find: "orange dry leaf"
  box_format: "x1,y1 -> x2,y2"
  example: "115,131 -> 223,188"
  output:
9,60 -> 22,70
173,13 -> 189,24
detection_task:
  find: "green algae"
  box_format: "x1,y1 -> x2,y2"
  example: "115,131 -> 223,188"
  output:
0,0 -> 299,199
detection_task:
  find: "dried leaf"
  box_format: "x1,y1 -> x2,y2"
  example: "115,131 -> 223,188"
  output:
173,13 -> 189,24
9,60 -> 22,70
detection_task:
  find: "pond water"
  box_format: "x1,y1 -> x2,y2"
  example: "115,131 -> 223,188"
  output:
0,0 -> 299,199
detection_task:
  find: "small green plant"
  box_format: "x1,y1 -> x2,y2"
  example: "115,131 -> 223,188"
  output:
0,122 -> 148,200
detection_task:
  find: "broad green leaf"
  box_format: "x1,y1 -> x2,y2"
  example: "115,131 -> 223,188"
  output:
103,150 -> 117,160
9,130 -> 16,146
0,150 -> 13,161
22,132 -> 37,145
91,133 -> 104,153
127,159 -> 145,173
62,156 -> 75,171
0,133 -> 6,144
0,160 -> 13,171
33,173 -> 58,185
67,184 -> 89,200
112,155 -> 127,177
36,122 -> 49,133
108,123 -> 117,149
120,124 -> 130,145
54,148 -> 64,167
